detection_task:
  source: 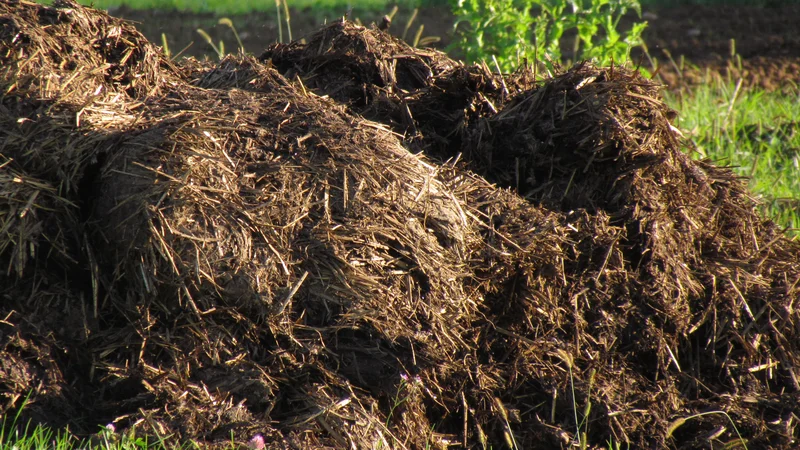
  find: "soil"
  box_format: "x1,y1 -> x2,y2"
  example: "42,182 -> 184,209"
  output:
112,2 -> 800,91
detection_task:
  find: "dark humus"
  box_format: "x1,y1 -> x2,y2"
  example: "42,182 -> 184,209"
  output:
2,1 -> 799,448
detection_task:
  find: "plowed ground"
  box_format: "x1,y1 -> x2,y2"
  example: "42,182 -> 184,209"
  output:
115,3 -> 800,90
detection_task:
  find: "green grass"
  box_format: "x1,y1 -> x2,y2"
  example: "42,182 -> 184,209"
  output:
0,421 -> 215,450
0,400 -> 189,450
665,76 -> 800,234
1,423 -> 71,450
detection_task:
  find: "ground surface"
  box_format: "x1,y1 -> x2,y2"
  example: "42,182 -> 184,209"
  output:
114,3 -> 800,90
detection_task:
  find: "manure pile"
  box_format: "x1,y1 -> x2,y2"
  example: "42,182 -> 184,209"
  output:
2,1 -> 800,449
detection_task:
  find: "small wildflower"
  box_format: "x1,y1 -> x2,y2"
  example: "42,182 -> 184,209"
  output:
105,423 -> 116,433
247,433 -> 265,450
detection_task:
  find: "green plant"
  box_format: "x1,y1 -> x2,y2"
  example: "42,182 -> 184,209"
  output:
573,0 -> 647,66
555,349 -> 596,449
394,7 -> 441,48
196,17 -> 245,60
666,76 -> 800,236
450,0 -> 647,72
160,32 -> 170,58
2,393 -> 179,450
450,0 -> 536,72
2,421 -> 196,450
218,18 -> 244,51
386,375 -> 413,425
275,0 -> 294,43
196,28 -> 225,59
666,410 -> 748,448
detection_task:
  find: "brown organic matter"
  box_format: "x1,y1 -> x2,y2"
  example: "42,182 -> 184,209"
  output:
2,2 -> 799,449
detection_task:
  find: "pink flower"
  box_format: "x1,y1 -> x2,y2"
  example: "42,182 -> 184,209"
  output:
248,433 -> 265,450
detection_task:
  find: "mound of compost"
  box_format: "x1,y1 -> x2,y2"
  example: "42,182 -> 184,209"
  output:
2,2 -> 800,449
260,21 -> 537,159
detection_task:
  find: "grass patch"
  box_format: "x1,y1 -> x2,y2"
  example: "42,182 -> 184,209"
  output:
666,76 -> 800,234
0,399 -> 184,450
0,421 -> 213,450
1,424 -> 73,450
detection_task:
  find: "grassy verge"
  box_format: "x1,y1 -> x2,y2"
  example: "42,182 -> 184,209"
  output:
665,76 -> 800,234
1,421 -> 203,450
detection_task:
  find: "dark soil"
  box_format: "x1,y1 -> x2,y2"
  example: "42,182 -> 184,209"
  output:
633,3 -> 800,91
112,2 -> 800,90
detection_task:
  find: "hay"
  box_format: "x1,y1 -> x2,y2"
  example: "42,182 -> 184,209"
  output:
460,63 -> 800,447
1,0 -> 179,429
2,2 -> 800,449
260,21 -> 536,158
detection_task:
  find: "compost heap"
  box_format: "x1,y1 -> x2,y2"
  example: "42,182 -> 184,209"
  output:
2,2 -> 799,449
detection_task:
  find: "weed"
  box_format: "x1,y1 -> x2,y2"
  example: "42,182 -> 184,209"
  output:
666,410 -> 748,449
667,76 -> 800,235
450,0 -> 647,72
160,32 -> 170,58
218,18 -> 244,51
196,17 -> 246,59
275,0 -> 292,43
386,373 -> 418,427
196,27 -> 225,59
556,349 -> 595,449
